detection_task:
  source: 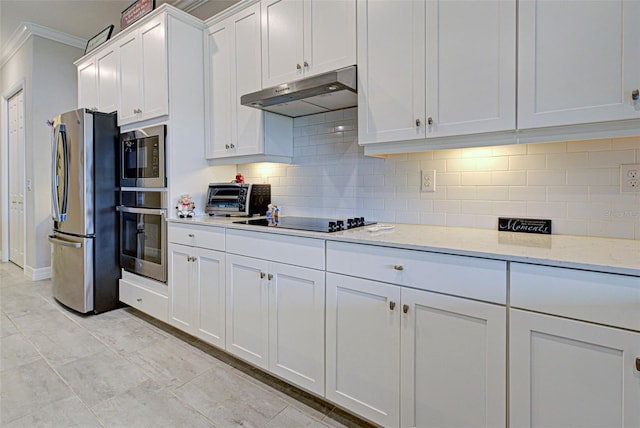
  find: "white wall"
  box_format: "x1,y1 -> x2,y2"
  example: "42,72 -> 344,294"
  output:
1,34 -> 82,275
239,108 -> 640,240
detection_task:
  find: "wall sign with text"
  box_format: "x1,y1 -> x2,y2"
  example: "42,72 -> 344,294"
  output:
121,0 -> 155,30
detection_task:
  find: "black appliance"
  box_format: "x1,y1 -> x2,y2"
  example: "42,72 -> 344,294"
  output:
234,216 -> 376,233
117,190 -> 167,283
48,109 -> 120,314
205,183 -> 271,217
119,124 -> 166,188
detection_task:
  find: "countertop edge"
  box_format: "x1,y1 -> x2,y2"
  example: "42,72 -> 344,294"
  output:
167,217 -> 640,277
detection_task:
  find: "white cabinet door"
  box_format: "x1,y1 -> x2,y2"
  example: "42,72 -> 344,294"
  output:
510,309 -> 640,428
118,32 -> 142,124
168,243 -> 193,330
261,0 -> 305,87
96,48 -> 118,113
194,246 -> 226,348
325,273 -> 401,427
117,15 -> 167,125
357,0 -> 426,144
78,59 -> 98,110
268,262 -> 325,396
168,243 -> 226,348
225,253 -> 270,369
206,19 -> 232,159
400,288 -> 506,428
425,0 -> 515,137
518,0 -> 640,128
304,0 -> 356,77
139,15 -> 168,121
232,4 -> 263,157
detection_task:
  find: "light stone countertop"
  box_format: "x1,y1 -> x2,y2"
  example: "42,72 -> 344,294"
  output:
168,216 -> 640,276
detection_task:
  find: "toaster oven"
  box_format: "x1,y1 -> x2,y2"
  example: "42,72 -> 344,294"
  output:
205,183 -> 271,217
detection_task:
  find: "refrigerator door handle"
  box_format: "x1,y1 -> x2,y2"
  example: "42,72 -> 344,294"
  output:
59,123 -> 69,222
48,235 -> 82,248
50,124 -> 61,221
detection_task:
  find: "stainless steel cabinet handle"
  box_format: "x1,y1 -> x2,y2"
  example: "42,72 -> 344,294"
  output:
403,304 -> 409,314
393,265 -> 404,271
116,206 -> 167,216
636,357 -> 640,372
296,63 -> 302,70
389,301 -> 396,310
259,271 -> 266,279
633,89 -> 639,101
188,234 -> 195,238
225,144 -> 230,149
303,61 -> 309,68
230,143 -> 235,149
137,298 -> 142,302
267,273 -> 273,280
416,119 -> 421,127
427,117 -> 433,125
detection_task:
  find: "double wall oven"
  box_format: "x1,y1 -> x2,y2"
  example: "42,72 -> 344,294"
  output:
118,125 -> 168,283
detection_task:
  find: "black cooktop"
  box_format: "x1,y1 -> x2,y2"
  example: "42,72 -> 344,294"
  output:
233,216 -> 376,233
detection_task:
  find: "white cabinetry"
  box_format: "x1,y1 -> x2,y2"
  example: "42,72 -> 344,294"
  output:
119,271 -> 168,322
325,242 -> 507,427
205,4 -> 293,164
357,0 -> 515,145
518,0 -> 640,129
261,0 -> 356,88
225,229 -> 325,395
77,47 -> 118,113
510,263 -> 640,428
168,224 -> 226,348
118,14 -> 168,125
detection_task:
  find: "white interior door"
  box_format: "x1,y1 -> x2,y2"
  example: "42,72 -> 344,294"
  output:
8,90 -> 25,268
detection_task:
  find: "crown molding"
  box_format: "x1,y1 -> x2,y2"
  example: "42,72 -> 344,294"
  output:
1,22 -> 86,68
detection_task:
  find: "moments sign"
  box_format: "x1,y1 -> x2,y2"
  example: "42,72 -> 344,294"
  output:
498,217 -> 552,235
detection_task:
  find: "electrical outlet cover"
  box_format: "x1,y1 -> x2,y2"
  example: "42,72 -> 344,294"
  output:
620,164 -> 640,193
421,170 -> 436,192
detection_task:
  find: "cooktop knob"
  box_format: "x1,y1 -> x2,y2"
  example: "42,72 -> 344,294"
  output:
336,220 -> 344,231
347,218 -> 355,228
328,221 -> 337,232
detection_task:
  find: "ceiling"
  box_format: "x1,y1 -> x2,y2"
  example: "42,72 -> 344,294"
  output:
0,0 -> 240,52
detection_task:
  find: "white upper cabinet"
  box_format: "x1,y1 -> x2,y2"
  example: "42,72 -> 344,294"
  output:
261,0 -> 356,88
77,47 -> 118,113
358,0 -> 516,145
118,14 -> 168,125
205,3 -> 293,164
518,0 -> 640,128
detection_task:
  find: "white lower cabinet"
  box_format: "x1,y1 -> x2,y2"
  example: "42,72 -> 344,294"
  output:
168,224 -> 226,348
510,262 -> 640,428
119,272 -> 168,322
510,309 -> 640,428
225,230 -> 325,396
325,272 -> 506,427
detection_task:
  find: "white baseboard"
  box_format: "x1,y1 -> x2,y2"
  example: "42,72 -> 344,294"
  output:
24,265 -> 51,281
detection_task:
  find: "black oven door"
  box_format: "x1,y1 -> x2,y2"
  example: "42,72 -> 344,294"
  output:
117,206 -> 167,282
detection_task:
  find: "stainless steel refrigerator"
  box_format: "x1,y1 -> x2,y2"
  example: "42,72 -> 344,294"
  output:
48,109 -> 120,314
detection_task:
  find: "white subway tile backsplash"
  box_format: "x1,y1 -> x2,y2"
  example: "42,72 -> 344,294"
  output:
527,170 -> 566,186
245,109 -> 638,239
509,154 -> 545,170
546,152 -> 589,169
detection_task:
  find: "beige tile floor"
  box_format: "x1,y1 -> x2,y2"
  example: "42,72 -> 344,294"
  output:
0,262 -> 375,428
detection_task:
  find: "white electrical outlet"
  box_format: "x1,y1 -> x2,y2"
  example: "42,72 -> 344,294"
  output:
620,164 -> 640,193
421,169 -> 436,192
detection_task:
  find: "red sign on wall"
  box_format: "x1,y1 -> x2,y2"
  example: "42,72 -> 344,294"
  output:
121,0 -> 155,30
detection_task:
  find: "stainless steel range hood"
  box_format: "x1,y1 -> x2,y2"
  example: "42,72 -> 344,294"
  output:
240,66 -> 357,118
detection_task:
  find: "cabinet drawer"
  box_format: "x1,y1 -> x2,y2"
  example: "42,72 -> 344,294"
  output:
226,229 -> 324,270
327,241 -> 506,304
511,263 -> 640,331
168,223 -> 225,251
119,279 -> 168,322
